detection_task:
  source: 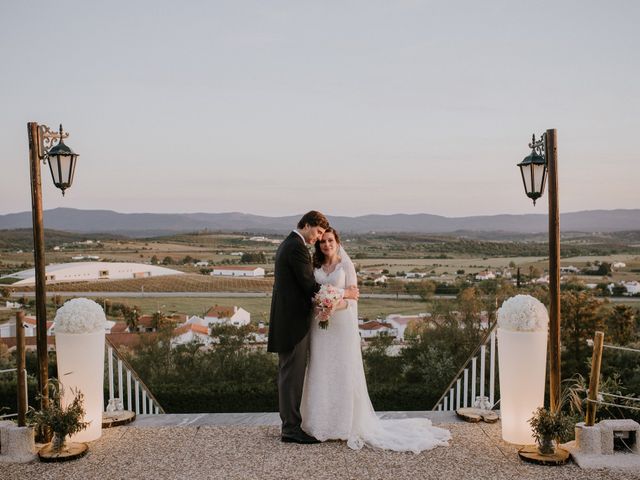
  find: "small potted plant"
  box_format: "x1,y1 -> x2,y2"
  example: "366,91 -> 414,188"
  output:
29,379 -> 89,455
528,407 -> 573,455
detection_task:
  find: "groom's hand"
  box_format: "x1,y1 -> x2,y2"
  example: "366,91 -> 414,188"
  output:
344,286 -> 359,301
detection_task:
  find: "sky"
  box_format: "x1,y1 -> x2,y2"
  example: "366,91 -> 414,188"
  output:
0,1 -> 638,218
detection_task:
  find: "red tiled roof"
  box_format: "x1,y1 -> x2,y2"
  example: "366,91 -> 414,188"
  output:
359,321 -> 392,331
138,315 -> 154,328
110,323 -> 129,334
205,305 -> 235,318
20,317 -> 54,329
173,323 -> 209,336
107,332 -> 156,349
0,336 -> 55,350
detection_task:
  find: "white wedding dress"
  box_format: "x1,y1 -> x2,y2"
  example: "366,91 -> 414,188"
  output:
300,253 -> 451,453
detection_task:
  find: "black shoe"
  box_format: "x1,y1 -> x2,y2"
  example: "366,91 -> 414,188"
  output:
281,431 -> 321,444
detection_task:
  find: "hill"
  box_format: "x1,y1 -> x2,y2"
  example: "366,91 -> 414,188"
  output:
0,208 -> 639,236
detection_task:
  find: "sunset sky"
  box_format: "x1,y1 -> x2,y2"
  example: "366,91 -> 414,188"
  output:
1,1 -> 638,217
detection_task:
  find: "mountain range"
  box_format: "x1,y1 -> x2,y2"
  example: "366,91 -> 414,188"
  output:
0,208 -> 639,237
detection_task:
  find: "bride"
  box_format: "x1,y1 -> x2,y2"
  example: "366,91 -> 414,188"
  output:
300,227 -> 451,453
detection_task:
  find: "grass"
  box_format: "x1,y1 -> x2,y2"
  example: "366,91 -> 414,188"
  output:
45,295 -> 433,323
13,274 -> 273,293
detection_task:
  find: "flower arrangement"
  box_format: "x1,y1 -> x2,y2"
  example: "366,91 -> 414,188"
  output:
29,379 -> 89,452
497,295 -> 549,332
313,284 -> 343,329
528,407 -> 573,455
54,298 -> 107,334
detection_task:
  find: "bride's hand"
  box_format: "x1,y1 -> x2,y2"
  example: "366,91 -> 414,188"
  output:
344,286 -> 359,301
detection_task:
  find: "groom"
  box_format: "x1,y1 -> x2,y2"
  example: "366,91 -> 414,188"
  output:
267,211 -> 358,444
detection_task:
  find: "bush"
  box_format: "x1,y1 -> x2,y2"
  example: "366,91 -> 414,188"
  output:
148,382 -> 436,413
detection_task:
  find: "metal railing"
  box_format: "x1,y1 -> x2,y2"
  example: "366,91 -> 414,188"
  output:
585,337 -> 640,413
105,337 -> 164,415
0,368 -> 28,419
432,322 -> 499,411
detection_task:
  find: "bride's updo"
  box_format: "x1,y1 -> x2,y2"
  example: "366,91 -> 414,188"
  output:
313,227 -> 340,269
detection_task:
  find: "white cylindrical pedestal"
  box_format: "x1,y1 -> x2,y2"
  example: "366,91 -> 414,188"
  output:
498,328 -> 547,444
55,330 -> 105,442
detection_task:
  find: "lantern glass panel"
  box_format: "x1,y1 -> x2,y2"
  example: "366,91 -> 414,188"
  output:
532,163 -> 546,196
519,164 -> 533,195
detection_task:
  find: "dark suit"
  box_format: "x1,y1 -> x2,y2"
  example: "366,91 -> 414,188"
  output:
267,231 -> 319,435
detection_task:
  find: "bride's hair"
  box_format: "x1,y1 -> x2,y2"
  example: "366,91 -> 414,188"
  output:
313,227 -> 340,269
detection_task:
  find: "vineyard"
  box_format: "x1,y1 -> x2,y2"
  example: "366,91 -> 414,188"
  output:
12,274 -> 274,293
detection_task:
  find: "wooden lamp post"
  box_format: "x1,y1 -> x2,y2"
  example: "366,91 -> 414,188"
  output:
27,123 -> 79,409
517,129 -> 561,413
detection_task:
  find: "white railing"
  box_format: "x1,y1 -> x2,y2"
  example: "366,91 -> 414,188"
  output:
105,337 -> 164,415
433,322 -> 499,411
0,368 -> 28,419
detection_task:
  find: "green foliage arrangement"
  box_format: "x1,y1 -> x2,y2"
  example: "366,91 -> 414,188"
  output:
528,407 -> 574,444
28,379 -> 89,447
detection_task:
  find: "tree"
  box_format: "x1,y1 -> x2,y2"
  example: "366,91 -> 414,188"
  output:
240,252 -> 266,264
596,262 -> 611,276
405,279 -> 436,301
386,279 -> 404,299
362,335 -> 401,385
162,256 -> 174,265
150,255 -> 159,265
528,266 -> 541,280
123,306 -> 140,332
605,304 -> 637,346
560,291 -> 606,377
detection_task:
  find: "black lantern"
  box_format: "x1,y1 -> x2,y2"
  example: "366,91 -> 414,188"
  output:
517,134 -> 547,205
46,124 -> 79,195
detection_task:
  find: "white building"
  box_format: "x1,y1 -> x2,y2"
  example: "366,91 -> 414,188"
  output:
204,305 -> 251,327
0,315 -> 52,338
171,323 -> 212,347
358,320 -> 397,340
0,262 -> 184,286
560,266 -> 580,274
194,261 -> 209,267
386,314 -> 429,341
623,281 -> 640,295
612,262 -> 627,269
210,266 -> 265,278
405,272 -> 428,279
475,271 -> 496,281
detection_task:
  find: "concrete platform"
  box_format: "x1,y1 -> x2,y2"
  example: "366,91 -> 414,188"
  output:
130,411 -> 462,427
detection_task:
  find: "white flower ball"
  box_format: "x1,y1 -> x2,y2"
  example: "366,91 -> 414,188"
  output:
497,295 -> 549,332
54,298 -> 107,334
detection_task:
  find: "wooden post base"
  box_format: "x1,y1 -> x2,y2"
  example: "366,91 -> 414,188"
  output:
38,442 -> 88,463
102,410 -> 136,428
456,408 -> 499,423
518,444 -> 570,466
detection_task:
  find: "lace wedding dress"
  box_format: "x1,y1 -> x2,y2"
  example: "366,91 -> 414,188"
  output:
300,254 -> 451,453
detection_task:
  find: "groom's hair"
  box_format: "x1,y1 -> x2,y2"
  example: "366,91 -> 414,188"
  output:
297,210 -> 330,230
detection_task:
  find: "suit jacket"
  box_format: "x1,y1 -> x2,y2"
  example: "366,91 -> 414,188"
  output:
267,231 -> 319,353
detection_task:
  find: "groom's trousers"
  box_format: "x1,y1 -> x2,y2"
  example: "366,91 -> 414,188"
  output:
277,332 -> 310,435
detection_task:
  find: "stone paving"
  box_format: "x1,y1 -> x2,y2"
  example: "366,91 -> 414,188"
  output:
2,414 -> 639,480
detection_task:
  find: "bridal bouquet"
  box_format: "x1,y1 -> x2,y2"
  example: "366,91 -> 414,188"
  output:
313,284 -> 343,329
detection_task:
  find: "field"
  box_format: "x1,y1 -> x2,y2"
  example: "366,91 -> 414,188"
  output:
11,274 -> 273,293
29,295 -> 432,323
